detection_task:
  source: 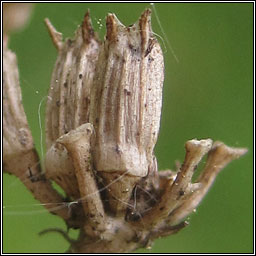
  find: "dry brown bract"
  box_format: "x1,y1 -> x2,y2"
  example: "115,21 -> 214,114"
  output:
3,9 -> 247,253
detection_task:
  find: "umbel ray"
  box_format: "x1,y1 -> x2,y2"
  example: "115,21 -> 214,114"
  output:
3,8 -> 247,253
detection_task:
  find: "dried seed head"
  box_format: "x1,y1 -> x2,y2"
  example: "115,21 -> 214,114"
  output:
44,12 -> 100,196
4,7 -> 249,252
44,9 -> 164,215
90,9 -> 164,177
45,11 -> 100,150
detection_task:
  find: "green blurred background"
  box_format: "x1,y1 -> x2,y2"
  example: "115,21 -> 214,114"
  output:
3,3 -> 253,253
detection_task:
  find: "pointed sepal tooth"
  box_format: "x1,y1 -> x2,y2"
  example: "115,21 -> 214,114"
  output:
106,13 -> 125,42
82,10 -> 96,44
44,18 -> 63,50
138,8 -> 153,54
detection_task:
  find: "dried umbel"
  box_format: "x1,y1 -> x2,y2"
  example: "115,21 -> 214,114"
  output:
3,8 -> 247,253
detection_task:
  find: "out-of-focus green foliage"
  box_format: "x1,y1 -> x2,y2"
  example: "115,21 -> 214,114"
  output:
3,3 -> 253,253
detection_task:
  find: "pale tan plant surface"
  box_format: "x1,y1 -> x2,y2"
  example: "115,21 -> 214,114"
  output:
3,3 -> 251,253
